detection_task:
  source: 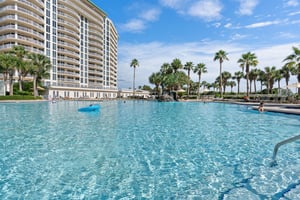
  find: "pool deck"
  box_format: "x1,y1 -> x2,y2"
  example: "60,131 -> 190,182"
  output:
229,101 -> 300,115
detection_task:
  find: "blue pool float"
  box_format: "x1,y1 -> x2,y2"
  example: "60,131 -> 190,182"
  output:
78,104 -> 100,112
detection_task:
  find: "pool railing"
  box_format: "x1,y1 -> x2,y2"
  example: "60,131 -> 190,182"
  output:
270,134 -> 300,167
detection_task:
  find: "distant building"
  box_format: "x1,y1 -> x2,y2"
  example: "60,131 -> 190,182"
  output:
118,89 -> 151,99
0,0 -> 118,99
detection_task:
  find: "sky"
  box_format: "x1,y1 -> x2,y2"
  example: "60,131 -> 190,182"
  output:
94,0 -> 300,91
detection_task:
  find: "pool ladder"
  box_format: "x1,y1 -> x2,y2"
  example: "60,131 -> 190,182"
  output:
270,134 -> 300,167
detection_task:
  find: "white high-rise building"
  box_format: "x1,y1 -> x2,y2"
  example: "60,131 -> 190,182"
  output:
0,0 -> 118,99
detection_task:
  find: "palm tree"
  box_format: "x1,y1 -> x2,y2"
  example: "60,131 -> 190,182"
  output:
228,81 -> 236,93
130,58 -> 139,96
249,69 -> 259,94
283,46 -> 300,94
183,61 -> 194,97
160,63 -> 172,75
149,72 -> 162,96
232,71 -> 244,94
211,82 -> 219,92
274,69 -> 282,90
11,45 -> 28,91
216,71 -> 231,93
248,71 -> 255,94
201,81 -> 209,92
28,53 -> 51,97
171,58 -> 183,73
257,69 -> 266,92
189,81 -> 198,94
237,52 -> 258,97
193,63 -> 207,99
0,53 -> 18,95
213,50 -> 229,98
164,71 -> 188,93
264,66 -> 277,94
159,63 -> 172,93
281,65 -> 291,89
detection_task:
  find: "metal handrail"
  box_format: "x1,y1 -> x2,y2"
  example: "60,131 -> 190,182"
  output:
270,134 -> 300,167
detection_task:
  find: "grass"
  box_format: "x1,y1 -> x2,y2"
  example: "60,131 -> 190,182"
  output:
0,95 -> 43,101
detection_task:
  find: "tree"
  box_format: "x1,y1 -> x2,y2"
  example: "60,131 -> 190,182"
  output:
228,81 -> 236,93
0,53 -> 18,95
232,71 -> 244,94
11,45 -> 28,91
257,69 -> 266,92
249,69 -> 259,94
28,53 -> 51,97
281,65 -> 291,89
130,58 -> 139,96
193,63 -> 207,99
163,71 -> 188,93
183,61 -> 194,97
149,72 -> 162,96
160,63 -> 172,75
214,50 -> 229,98
237,52 -> 258,97
201,81 -> 209,92
141,85 -> 152,91
274,69 -> 282,90
264,66 -> 277,94
283,46 -> 300,94
216,71 -> 231,93
159,63 -> 172,93
170,58 -> 183,73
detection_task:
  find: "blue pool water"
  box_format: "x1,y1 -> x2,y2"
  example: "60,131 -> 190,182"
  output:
0,100 -> 300,199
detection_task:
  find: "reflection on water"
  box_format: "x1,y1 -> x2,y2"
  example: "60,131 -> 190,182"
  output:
0,101 -> 299,199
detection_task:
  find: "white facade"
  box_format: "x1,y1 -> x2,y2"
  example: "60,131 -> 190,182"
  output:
0,0 -> 119,99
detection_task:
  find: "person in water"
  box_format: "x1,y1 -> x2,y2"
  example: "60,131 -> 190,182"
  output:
258,101 -> 264,112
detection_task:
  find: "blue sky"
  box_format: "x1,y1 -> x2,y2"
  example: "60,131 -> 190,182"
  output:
95,0 -> 300,91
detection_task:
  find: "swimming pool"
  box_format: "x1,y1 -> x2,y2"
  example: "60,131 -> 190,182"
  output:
0,100 -> 299,199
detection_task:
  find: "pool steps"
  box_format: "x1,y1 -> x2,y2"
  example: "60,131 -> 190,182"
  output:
270,134 -> 300,167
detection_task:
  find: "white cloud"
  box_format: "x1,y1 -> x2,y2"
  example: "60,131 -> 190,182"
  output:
120,19 -> 146,32
277,32 -> 298,39
290,19 -> 300,24
245,20 -> 280,28
159,0 -> 183,9
120,8 -> 160,33
188,0 -> 222,21
237,0 -> 259,15
117,41 -> 298,90
139,8 -> 161,22
224,23 -> 232,28
289,11 -> 300,16
159,0 -> 222,21
230,33 -> 248,40
285,0 -> 299,7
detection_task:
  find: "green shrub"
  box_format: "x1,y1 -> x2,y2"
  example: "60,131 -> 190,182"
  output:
0,95 -> 42,100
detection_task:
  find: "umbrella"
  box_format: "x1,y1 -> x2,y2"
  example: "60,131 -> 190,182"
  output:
286,82 -> 300,88
176,89 -> 186,92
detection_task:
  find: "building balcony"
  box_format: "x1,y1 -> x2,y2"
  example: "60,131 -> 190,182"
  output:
18,0 -> 44,15
58,33 -> 79,46
58,26 -> 79,39
57,4 -> 79,22
57,63 -> 80,71
58,56 -> 79,65
57,70 -> 80,77
57,19 -> 79,33
58,48 -> 79,59
58,41 -> 79,52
